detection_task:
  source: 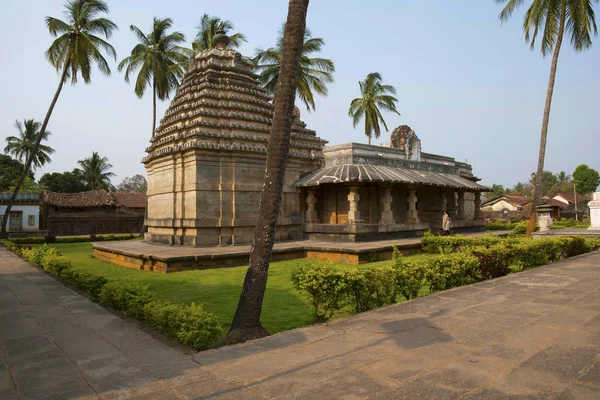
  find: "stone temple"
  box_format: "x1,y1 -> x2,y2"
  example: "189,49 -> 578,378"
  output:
143,31 -> 487,247
94,31 -> 488,272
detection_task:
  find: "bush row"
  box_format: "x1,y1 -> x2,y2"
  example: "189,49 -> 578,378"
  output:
9,234 -> 137,245
10,244 -> 222,350
290,249 -> 482,323
292,236 -> 600,322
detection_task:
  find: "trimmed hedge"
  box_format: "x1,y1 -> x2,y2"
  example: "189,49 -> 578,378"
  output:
9,234 -> 137,245
3,242 -> 222,350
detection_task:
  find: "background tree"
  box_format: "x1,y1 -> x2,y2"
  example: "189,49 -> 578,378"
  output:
191,14 -> 246,53
529,170 -> 559,197
254,26 -> 334,111
9,177 -> 42,195
488,184 -> 506,197
39,170 -> 87,193
118,17 -> 188,137
348,72 -> 401,145
509,182 -> 530,197
4,120 -> 55,170
0,155 -> 34,191
75,152 -> 116,191
117,174 -> 148,193
573,164 -> 600,194
1,0 -> 117,237
225,0 -> 309,344
496,0 -> 599,236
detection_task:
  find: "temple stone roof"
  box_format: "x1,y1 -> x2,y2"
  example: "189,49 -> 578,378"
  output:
143,39 -> 326,165
296,164 -> 488,191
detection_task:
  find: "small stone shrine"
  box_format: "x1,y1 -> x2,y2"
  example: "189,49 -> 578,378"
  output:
143,31 -> 326,246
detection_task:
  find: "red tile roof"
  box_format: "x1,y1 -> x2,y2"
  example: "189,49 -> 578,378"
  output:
111,192 -> 146,208
42,190 -> 114,208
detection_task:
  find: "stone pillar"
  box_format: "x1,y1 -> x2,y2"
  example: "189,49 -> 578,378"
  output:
537,204 -> 553,232
473,192 -> 482,221
348,186 -> 360,223
306,189 -> 318,223
456,192 -> 465,220
380,186 -> 394,224
407,189 -> 419,223
440,191 -> 447,212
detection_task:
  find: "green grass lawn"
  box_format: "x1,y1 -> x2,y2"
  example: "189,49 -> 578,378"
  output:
50,242 -> 434,334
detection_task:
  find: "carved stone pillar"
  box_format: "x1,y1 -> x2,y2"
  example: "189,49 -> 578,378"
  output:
380,186 -> 394,224
457,191 -> 465,220
306,189 -> 318,223
407,189 -> 419,222
474,192 -> 482,220
440,191 -> 447,212
348,186 -> 360,223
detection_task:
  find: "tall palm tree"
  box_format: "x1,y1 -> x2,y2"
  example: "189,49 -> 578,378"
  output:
4,119 -> 55,170
496,0 -> 598,236
76,152 -> 116,191
118,18 -> 188,137
191,14 -> 246,54
225,0 -> 310,345
254,26 -> 335,111
0,0 -> 117,238
348,72 -> 401,145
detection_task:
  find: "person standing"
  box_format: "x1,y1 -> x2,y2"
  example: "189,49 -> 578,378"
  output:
442,211 -> 451,236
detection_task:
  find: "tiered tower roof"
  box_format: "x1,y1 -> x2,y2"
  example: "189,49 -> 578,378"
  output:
143,32 -> 326,165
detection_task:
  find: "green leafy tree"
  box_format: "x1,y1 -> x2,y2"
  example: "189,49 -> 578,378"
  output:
9,177 -> 42,195
348,72 -> 401,145
39,170 -> 87,193
496,0 -> 599,236
489,184 -> 506,197
509,182 -> 530,197
0,155 -> 34,191
117,174 -> 147,193
254,26 -> 335,111
118,17 -> 188,137
191,14 -> 246,53
573,164 -> 600,194
529,170 -> 559,196
1,0 -> 117,237
225,0 -> 309,344
75,152 -> 116,191
4,120 -> 55,170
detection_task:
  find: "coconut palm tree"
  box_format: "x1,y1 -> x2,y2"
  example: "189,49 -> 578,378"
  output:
348,72 -> 401,145
191,14 -> 246,54
118,17 -> 188,137
225,0 -> 309,345
75,152 -> 116,191
1,0 -> 117,238
254,26 -> 334,111
496,0 -> 598,236
4,119 -> 55,170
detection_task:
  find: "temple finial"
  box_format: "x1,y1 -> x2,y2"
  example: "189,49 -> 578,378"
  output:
212,30 -> 230,50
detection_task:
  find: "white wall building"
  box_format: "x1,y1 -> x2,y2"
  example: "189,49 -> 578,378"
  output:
0,193 -> 40,232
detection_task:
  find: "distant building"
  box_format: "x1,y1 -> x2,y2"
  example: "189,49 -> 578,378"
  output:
0,193 -> 41,234
480,195 -> 531,220
550,193 -> 589,218
41,191 -> 145,236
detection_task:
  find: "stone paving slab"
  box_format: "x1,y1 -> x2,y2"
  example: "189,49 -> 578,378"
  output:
2,246 -> 600,399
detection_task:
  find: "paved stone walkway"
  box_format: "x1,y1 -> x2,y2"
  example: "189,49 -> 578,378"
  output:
1,246 -> 599,399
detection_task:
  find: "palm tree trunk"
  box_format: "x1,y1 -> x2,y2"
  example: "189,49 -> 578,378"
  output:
224,0 -> 309,344
1,63 -> 69,238
526,5 -> 566,237
152,81 -> 157,137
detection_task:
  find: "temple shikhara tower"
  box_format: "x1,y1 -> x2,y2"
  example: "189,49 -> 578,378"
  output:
143,31 -> 326,246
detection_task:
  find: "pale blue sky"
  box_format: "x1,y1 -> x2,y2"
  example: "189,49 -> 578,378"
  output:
1,0 -> 599,188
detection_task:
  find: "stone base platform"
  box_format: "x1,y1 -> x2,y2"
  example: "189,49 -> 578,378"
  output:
533,228 -> 600,239
92,231 -> 510,273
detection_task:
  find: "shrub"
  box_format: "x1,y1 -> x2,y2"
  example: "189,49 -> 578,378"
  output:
22,244 -> 56,267
427,252 -> 481,293
10,237 -> 46,245
421,232 -> 501,254
552,219 -> 590,229
61,269 -> 107,299
291,261 -> 349,322
345,268 -> 397,313
0,239 -> 28,256
99,281 -> 154,319
513,221 -> 529,235
143,301 -> 223,351
392,248 -> 429,300
470,244 -> 512,279
44,234 -> 56,243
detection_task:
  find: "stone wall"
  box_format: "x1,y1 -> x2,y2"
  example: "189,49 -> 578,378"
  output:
44,207 -> 143,236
